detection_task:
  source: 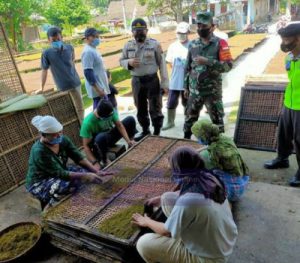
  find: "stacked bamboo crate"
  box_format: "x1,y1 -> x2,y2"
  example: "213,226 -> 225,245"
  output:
234,78 -> 286,151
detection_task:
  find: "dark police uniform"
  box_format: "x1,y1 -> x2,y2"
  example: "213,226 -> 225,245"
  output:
120,19 -> 169,139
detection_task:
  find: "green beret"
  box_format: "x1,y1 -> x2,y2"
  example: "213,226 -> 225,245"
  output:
196,12 -> 213,25
278,22 -> 300,37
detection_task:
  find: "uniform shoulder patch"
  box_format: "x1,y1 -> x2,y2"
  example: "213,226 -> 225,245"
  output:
219,39 -> 232,62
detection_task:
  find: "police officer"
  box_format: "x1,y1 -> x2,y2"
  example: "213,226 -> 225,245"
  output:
183,12 -> 233,139
120,18 -> 169,142
264,22 -> 300,187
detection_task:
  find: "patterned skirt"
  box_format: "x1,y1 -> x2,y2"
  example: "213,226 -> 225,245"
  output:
212,169 -> 250,202
26,165 -> 86,207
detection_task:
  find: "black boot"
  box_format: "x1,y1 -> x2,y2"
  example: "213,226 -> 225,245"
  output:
134,128 -> 151,142
289,170 -> 300,187
264,157 -> 289,169
184,131 -> 192,140
153,126 -> 161,136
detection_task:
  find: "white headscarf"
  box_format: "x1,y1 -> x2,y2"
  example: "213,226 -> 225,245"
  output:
31,115 -> 63,133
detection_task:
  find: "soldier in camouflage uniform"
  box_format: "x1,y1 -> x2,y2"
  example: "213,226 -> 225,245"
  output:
183,12 -> 233,139
120,18 -> 169,142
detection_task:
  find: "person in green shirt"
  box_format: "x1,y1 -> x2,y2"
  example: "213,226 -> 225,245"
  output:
264,22 -> 300,187
26,115 -> 111,209
80,99 -> 137,168
192,119 -> 249,201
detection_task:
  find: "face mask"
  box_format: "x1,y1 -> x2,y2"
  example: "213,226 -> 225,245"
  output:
198,138 -> 208,145
51,41 -> 63,49
134,33 -> 146,43
280,40 -> 297,53
197,28 -> 211,38
177,34 -> 188,43
92,38 -> 101,47
48,135 -> 63,145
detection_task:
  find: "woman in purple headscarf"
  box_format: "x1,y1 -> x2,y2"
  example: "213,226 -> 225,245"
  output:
132,146 -> 238,263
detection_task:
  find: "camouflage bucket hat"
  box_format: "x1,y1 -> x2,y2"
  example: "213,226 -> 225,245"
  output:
191,119 -> 220,143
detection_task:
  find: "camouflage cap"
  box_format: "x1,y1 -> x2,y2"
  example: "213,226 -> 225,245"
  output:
131,18 -> 147,30
196,11 -> 213,25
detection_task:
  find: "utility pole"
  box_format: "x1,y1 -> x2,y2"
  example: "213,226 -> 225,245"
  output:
121,0 -> 127,32
286,0 -> 291,16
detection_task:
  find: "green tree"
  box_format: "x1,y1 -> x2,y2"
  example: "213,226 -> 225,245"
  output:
86,0 -> 110,14
138,0 -> 208,22
88,0 -> 110,8
0,0 -> 45,51
44,0 -> 91,35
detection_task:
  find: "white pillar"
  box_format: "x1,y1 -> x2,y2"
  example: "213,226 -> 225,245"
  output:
121,0 -> 127,32
247,0 -> 251,24
215,2 -> 221,16
286,0 -> 291,16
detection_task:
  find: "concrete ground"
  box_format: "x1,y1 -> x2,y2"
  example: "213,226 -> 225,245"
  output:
230,182 -> 300,263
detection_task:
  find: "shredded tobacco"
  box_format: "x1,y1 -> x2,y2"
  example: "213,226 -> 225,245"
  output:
0,224 -> 40,261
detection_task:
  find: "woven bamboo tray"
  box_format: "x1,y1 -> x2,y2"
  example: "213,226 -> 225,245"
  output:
234,83 -> 285,151
0,22 -> 26,103
43,136 -> 200,262
0,92 -> 81,196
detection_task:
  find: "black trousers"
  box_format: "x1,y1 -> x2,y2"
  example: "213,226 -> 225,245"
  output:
93,116 -> 136,162
277,106 -> 300,169
132,74 -> 164,130
166,90 -> 187,109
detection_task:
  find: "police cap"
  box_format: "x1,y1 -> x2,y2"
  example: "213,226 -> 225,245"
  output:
278,22 -> 300,37
132,18 -> 147,31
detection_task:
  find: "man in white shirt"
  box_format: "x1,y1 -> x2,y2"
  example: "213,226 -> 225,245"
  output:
162,22 -> 190,130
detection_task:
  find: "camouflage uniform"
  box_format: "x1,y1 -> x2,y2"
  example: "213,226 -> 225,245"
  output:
184,12 -> 233,136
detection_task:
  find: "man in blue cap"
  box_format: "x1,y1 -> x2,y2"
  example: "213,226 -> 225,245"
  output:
183,11 -> 233,139
264,22 -> 300,187
81,28 -> 110,109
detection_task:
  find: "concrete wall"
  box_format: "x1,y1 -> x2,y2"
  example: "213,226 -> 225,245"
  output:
254,0 -> 270,22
